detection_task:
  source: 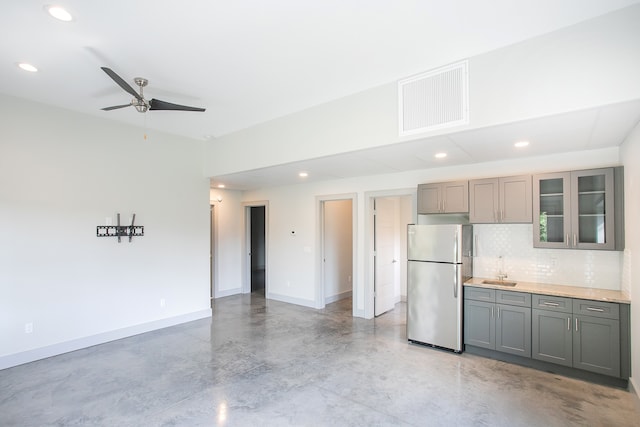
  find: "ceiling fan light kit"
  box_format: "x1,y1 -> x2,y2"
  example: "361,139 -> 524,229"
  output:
100,67 -> 206,113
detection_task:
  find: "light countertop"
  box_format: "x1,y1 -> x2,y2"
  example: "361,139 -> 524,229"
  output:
464,277 -> 630,304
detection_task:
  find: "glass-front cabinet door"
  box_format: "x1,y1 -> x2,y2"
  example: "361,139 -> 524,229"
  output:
534,172 -> 571,248
571,168 -> 614,250
533,168 -> 616,250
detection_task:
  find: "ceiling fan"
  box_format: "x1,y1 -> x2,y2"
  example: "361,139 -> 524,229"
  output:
100,67 -> 206,113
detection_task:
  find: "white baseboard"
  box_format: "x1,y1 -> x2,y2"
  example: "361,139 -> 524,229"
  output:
215,287 -> 242,298
0,309 -> 212,371
267,292 -> 316,308
630,376 -> 639,398
325,290 -> 353,304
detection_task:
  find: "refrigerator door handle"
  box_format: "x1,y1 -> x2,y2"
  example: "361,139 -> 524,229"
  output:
453,230 -> 459,263
453,266 -> 458,298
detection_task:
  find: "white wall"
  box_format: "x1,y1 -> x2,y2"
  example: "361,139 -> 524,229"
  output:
216,147 -> 622,318
209,189 -> 244,297
473,224 -> 622,289
620,121 -> 640,395
471,4 -> 640,128
0,95 -> 211,369
203,5 -> 640,177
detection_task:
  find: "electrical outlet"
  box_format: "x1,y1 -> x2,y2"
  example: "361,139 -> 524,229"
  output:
160,298 -> 166,308
25,322 -> 33,334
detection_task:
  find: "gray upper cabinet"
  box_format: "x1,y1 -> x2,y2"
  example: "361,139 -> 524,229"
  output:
417,181 -> 468,214
533,167 -> 623,250
469,175 -> 532,223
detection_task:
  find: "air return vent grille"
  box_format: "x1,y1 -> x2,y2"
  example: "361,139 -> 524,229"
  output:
398,60 -> 469,136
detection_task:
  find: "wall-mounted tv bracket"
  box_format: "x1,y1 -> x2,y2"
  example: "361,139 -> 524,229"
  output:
96,213 -> 144,243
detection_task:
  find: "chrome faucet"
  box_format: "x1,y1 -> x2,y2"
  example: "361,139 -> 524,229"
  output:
497,256 -> 508,281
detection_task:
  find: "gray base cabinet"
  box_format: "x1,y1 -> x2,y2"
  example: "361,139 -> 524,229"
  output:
469,288 -> 628,381
464,299 -> 495,349
573,314 -> 620,377
464,288 -> 531,358
496,304 -> 531,357
532,309 -> 573,367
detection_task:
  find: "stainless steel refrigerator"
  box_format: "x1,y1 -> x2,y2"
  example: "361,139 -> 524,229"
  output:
407,224 -> 473,352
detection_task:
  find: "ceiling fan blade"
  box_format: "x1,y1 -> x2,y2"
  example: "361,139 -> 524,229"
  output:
149,98 -> 206,112
101,103 -> 132,111
101,67 -> 143,102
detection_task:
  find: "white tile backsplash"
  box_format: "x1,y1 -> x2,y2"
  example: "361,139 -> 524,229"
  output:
472,224 -> 622,290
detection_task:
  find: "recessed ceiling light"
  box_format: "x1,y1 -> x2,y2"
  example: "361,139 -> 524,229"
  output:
17,63 -> 38,72
45,5 -> 73,21
299,172 -> 308,178
514,141 -> 530,148
434,152 -> 447,159
217,184 -> 225,188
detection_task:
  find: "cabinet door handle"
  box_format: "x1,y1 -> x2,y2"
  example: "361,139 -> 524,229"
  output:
567,317 -> 570,331
442,200 -> 446,212
565,234 -> 570,246
586,307 -> 604,312
497,307 -> 500,318
573,234 -> 577,247
491,307 -> 494,318
575,318 -> 579,332
543,302 -> 559,307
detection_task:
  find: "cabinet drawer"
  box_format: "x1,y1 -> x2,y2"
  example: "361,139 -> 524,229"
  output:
496,290 -> 531,307
573,299 -> 619,320
464,287 -> 495,302
532,295 -> 572,313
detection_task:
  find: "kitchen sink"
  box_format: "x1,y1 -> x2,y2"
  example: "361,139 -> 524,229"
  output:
482,279 -> 517,287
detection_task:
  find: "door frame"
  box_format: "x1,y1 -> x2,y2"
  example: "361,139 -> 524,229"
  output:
316,193 -> 357,313
242,200 -> 269,295
210,203 -> 218,305
364,189 -> 416,319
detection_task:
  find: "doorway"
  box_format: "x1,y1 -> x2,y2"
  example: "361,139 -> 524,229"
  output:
373,195 -> 412,316
322,199 -> 353,305
250,206 -> 266,294
318,195 -> 356,312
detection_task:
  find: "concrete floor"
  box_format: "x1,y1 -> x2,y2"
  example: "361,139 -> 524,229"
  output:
1,294 -> 639,426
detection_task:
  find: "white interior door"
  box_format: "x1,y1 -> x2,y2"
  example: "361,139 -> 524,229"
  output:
374,197 -> 399,316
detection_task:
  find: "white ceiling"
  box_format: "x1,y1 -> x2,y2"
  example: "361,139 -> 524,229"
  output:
211,100 -> 640,190
2,1 -> 640,190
